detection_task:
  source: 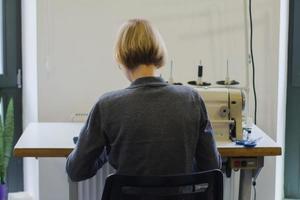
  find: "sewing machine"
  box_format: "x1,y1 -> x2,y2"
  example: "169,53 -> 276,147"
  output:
193,87 -> 245,141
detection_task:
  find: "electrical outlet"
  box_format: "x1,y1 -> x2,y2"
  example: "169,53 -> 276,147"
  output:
70,113 -> 88,122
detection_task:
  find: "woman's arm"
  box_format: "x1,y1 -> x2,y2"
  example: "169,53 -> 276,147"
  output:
66,103 -> 108,182
195,97 -> 222,171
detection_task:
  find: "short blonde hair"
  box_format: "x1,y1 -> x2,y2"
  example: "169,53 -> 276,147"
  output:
114,19 -> 167,70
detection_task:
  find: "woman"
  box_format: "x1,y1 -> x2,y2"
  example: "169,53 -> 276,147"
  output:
66,19 -> 221,181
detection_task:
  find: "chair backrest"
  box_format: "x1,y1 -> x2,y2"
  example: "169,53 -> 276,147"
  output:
101,169 -> 223,200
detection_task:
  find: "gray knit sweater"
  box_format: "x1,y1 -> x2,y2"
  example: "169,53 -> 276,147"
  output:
66,77 -> 221,182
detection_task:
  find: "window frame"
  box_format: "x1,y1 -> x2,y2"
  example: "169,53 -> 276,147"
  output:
0,0 -> 23,192
0,0 -> 22,88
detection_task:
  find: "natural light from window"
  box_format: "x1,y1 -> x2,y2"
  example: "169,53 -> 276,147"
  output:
0,98 -> 3,122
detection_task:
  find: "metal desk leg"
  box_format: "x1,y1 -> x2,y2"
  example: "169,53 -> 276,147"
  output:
239,169 -> 252,200
69,179 -> 78,200
238,157 -> 264,200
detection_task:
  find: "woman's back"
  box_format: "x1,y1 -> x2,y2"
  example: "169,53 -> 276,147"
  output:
102,77 -> 201,175
66,19 -> 221,182
66,77 -> 221,181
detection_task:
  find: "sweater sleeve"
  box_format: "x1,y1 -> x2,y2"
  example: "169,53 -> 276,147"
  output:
66,102 -> 108,182
194,96 -> 222,171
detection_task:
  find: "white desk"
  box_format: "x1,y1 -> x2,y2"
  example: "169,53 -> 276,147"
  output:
14,122 -> 281,200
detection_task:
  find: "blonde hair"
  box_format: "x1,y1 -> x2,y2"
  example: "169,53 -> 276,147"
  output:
114,19 -> 167,70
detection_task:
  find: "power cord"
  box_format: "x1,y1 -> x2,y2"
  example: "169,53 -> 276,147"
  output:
250,0 -> 258,197
253,179 -> 257,200
249,0 -> 257,124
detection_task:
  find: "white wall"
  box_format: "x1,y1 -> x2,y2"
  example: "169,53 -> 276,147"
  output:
249,1 -> 280,199
275,0 -> 289,199
36,0 -> 253,122
23,0 -> 284,199
21,0 -> 39,199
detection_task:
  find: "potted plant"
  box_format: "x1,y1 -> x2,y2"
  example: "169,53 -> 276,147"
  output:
0,99 -> 14,200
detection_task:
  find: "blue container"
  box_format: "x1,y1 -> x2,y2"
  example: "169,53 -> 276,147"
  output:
0,184 -> 7,200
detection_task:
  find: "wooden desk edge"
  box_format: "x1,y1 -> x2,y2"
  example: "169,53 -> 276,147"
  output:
219,147 -> 282,157
14,148 -> 71,157
14,147 -> 282,158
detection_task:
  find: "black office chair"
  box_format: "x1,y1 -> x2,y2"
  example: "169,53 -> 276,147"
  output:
101,169 -> 223,200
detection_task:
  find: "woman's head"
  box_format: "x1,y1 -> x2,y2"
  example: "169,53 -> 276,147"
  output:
114,19 -> 167,70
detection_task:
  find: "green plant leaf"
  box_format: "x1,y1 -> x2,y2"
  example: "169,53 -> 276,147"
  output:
0,99 -> 14,184
3,99 -> 14,183
0,114 -> 4,184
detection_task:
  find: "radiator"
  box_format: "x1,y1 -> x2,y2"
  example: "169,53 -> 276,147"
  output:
72,114 -> 116,200
77,163 -> 115,200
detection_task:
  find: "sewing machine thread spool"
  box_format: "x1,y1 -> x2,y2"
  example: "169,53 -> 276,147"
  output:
216,60 -> 240,86
197,63 -> 203,85
188,60 -> 211,86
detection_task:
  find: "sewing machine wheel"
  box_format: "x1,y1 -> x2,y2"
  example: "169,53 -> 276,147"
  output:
219,106 -> 230,117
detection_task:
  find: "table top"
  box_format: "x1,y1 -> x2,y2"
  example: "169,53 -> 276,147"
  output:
14,122 -> 282,157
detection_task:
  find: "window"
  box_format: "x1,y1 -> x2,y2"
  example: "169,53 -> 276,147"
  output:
0,97 -> 3,120
0,0 -> 22,192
